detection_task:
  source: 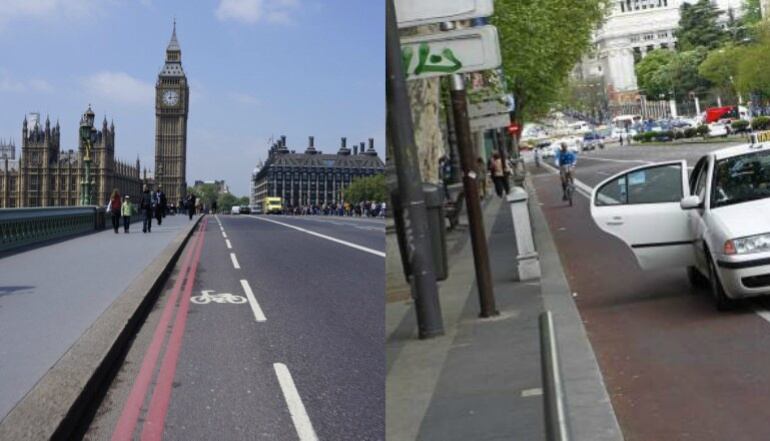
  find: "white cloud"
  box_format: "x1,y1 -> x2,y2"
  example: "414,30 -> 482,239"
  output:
229,92 -> 259,105
0,0 -> 100,26
215,0 -> 300,25
81,71 -> 153,106
0,69 -> 53,93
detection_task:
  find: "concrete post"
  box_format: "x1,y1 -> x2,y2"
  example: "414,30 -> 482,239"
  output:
669,98 -> 678,118
507,187 -> 541,281
694,96 -> 701,117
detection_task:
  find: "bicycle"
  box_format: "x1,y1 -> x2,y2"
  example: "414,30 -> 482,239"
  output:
191,290 -> 247,304
561,167 -> 575,207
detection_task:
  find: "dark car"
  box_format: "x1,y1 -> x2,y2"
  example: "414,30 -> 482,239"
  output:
582,132 -> 604,150
239,205 -> 251,214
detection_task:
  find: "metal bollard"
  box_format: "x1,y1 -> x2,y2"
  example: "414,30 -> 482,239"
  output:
507,187 -> 541,280
540,311 -> 570,441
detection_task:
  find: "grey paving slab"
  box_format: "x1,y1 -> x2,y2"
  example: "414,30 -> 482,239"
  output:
0,214 -> 197,421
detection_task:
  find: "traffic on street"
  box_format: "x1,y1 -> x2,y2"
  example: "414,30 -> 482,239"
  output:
85,214 -> 385,441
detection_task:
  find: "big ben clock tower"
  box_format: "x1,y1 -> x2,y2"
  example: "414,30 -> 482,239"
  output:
155,21 -> 189,205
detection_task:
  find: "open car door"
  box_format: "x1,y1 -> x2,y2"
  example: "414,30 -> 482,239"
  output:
590,160 -> 695,270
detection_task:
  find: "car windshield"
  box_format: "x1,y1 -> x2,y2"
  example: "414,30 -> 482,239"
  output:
712,149 -> 770,208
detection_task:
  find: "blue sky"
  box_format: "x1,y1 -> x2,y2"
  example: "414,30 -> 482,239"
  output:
0,0 -> 384,197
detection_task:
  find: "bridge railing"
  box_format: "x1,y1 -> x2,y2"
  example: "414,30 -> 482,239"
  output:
0,207 -> 103,253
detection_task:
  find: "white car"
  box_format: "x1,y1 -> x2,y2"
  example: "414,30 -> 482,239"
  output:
707,122 -> 729,137
591,142 -> 770,310
231,206 -> 241,215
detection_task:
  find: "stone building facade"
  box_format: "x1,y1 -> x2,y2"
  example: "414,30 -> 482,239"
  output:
0,107 -> 142,208
575,0 -> 745,103
252,136 -> 384,208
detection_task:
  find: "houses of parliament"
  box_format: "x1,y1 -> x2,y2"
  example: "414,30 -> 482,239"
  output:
0,23 -> 189,209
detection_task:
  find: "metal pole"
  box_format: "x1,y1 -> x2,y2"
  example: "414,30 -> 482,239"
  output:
450,73 -> 498,318
540,311 -> 570,441
386,0 -> 444,338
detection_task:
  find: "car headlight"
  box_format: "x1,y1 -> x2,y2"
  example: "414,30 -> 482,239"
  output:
725,234 -> 770,255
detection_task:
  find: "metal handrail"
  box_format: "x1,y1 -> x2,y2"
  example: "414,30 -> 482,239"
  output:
0,206 -> 98,253
540,310 -> 570,441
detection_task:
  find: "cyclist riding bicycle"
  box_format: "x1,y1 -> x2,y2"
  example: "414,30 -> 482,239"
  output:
555,142 -> 577,201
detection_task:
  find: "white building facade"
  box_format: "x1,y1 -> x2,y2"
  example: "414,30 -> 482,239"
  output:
577,0 -> 744,104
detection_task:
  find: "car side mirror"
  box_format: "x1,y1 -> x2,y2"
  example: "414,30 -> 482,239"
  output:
680,195 -> 702,210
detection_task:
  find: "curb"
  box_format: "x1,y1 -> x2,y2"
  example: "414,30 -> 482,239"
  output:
525,178 -> 624,441
0,215 -> 205,441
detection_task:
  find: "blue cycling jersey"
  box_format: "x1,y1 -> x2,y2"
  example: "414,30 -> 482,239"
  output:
556,150 -> 576,167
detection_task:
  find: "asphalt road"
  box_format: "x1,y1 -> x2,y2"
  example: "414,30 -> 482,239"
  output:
85,214 -> 384,441
529,140 -> 770,440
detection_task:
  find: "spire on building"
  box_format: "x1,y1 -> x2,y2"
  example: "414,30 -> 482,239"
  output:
167,18 -> 181,53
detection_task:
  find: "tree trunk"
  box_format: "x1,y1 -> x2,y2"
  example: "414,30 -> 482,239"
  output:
407,77 -> 445,184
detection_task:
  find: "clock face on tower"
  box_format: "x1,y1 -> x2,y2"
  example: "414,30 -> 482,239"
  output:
162,90 -> 179,106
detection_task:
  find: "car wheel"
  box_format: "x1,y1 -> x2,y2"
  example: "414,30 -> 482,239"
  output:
687,265 -> 707,288
708,257 -> 735,311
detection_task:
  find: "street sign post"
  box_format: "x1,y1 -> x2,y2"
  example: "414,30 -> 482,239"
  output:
400,26 -> 502,81
394,0 -> 494,28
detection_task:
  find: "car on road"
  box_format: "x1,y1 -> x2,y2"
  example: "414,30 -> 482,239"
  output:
230,205 -> 240,215
582,132 -> 604,151
239,205 -> 251,214
707,122 -> 730,138
591,141 -> 770,310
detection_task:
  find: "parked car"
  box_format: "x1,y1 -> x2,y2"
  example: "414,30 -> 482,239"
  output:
583,132 -> 605,151
231,205 -> 241,215
707,122 -> 729,137
239,205 -> 251,214
590,142 -> 770,310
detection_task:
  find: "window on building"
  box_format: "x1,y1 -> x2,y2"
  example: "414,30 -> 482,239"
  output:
660,43 -> 669,50
633,47 -> 642,63
643,33 -> 654,41
647,44 -> 655,52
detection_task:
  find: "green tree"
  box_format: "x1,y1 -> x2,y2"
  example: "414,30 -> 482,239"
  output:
635,49 -> 677,98
636,48 -> 710,99
676,0 -> 726,51
344,174 -> 387,203
740,0 -> 762,27
699,44 -> 743,100
492,0 -> 610,125
188,183 -> 218,207
217,192 -> 239,213
237,196 -> 250,206
735,41 -> 770,98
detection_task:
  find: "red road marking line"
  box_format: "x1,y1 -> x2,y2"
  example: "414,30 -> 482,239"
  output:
111,220 -> 206,441
140,217 -> 209,441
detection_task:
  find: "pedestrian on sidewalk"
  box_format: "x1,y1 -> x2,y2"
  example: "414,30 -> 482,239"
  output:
121,195 -> 133,233
140,185 -> 153,233
107,189 -> 122,234
619,134 -> 624,146
154,186 -> 167,225
490,152 -> 506,198
476,157 -> 488,199
187,193 -> 196,220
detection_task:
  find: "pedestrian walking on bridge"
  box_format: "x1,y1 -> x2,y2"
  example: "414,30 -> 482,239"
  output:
107,189 -> 122,234
141,185 -> 153,233
121,195 -> 133,233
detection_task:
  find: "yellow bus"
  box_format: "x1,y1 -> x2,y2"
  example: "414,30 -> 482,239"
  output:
262,197 -> 283,214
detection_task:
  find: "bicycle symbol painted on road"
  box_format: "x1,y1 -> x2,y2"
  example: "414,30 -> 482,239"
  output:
191,290 -> 247,305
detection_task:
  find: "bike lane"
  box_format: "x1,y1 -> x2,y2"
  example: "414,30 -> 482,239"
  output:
86,214 -> 384,440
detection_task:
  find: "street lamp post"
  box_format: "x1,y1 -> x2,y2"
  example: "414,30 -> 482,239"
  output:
79,106 -> 96,206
